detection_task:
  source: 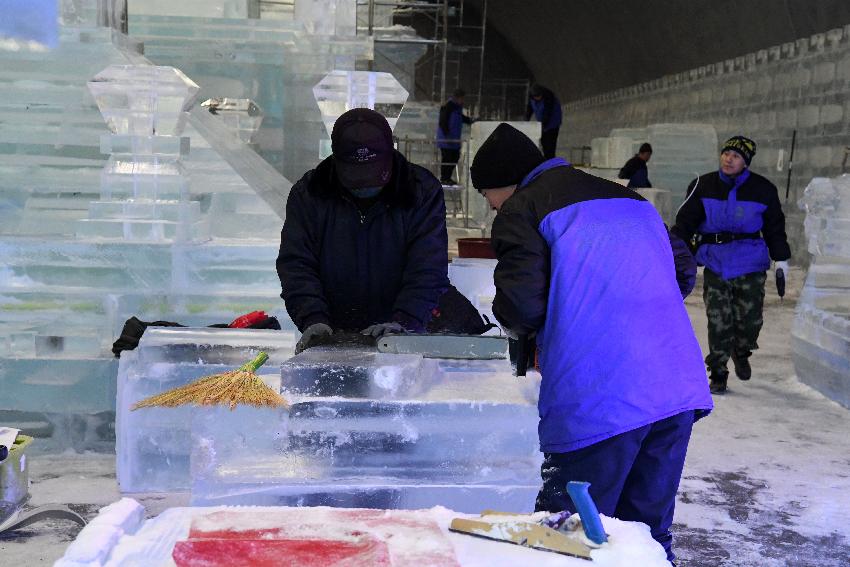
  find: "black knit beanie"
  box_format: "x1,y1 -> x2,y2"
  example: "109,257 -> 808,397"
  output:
471,123 -> 545,190
721,135 -> 756,166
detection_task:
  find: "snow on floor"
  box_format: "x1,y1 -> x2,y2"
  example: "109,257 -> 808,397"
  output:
60,504 -> 669,567
1,268 -> 849,566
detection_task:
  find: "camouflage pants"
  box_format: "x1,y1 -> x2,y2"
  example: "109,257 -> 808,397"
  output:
703,269 -> 767,377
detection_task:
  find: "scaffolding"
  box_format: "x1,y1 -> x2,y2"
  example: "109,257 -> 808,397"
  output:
359,0 -> 487,111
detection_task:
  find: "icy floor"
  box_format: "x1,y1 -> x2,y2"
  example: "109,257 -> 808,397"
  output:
1,268 -> 849,566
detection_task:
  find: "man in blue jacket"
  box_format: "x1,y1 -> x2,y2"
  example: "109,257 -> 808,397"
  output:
278,108 -> 449,353
471,123 -> 713,564
436,88 -> 474,184
673,136 -> 791,394
525,84 -> 562,159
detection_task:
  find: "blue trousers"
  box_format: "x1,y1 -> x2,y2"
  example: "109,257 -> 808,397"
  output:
534,411 -> 695,563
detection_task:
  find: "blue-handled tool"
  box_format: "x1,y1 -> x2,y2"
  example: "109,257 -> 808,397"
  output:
567,481 -> 608,545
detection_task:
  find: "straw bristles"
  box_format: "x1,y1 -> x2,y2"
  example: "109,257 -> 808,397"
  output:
132,368 -> 289,411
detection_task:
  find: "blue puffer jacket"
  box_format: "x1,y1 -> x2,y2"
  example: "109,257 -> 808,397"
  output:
491,159 -> 713,453
437,98 -> 472,150
672,169 -> 791,280
525,87 -> 562,132
277,151 -> 449,332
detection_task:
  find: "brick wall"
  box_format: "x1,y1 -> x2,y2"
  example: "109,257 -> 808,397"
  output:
558,25 -> 850,262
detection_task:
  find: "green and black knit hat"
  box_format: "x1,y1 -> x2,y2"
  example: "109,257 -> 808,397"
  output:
721,135 -> 756,166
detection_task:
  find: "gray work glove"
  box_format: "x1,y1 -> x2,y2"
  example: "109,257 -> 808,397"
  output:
295,323 -> 333,354
360,322 -> 405,338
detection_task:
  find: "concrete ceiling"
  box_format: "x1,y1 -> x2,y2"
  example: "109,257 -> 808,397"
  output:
471,0 -> 850,102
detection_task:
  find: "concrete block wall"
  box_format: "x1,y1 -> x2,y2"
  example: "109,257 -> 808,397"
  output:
558,25 -> 850,263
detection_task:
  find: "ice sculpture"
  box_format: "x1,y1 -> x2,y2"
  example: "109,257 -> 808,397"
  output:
295,0 -> 357,37
78,65 -> 208,242
792,175 -> 850,409
116,327 -> 297,492
189,346 -> 542,512
130,10 -> 373,181
313,70 -> 409,138
200,98 -> 264,144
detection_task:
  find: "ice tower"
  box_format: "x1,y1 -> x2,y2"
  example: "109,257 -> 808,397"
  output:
792,175 -> 850,408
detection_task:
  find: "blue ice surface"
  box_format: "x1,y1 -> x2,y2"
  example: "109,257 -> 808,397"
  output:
0,0 -> 58,49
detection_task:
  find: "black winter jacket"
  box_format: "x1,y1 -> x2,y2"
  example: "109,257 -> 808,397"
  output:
277,151 -> 449,332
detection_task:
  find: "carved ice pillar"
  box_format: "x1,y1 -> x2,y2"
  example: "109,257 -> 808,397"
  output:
80,65 -> 208,242
312,70 -> 408,158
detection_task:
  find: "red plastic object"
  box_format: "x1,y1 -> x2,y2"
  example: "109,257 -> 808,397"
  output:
457,237 -> 496,259
173,537 -> 390,567
229,310 -> 267,328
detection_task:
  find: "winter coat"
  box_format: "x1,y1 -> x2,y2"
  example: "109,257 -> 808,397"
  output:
672,169 -> 791,280
277,150 -> 450,332
525,88 -> 562,132
437,98 -> 472,150
490,158 -> 713,453
618,155 -> 652,188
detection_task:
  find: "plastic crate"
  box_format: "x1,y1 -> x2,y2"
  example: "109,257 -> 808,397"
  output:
0,435 -> 33,509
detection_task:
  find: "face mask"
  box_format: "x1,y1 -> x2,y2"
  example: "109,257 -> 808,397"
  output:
349,186 -> 383,198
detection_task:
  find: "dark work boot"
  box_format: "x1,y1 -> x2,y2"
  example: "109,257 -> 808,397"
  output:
731,351 -> 752,381
709,372 -> 728,394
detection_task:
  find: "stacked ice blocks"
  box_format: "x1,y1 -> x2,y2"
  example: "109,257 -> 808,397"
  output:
116,327 -> 296,493
646,123 -> 718,209
190,346 -> 542,512
792,175 -> 850,408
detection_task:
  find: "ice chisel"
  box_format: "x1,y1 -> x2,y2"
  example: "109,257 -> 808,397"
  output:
566,481 -> 608,545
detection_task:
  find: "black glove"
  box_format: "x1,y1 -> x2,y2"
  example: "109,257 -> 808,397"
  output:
360,322 -> 405,338
295,323 -> 333,354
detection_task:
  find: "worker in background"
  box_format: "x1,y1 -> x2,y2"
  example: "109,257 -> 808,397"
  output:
277,108 -> 449,353
525,84 -> 562,159
471,123 -> 712,564
672,136 -> 791,394
618,142 -> 653,188
436,88 -> 474,185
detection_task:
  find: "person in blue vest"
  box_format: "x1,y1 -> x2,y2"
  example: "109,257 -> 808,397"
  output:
470,123 -> 713,564
436,88 -> 474,185
525,84 -> 562,159
618,142 -> 653,188
278,108 -> 450,353
672,136 -> 791,394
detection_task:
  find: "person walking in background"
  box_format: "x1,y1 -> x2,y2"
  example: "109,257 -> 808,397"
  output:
436,88 -> 474,185
672,135 -> 791,394
618,142 -> 653,188
470,123 -> 712,564
525,84 -> 562,159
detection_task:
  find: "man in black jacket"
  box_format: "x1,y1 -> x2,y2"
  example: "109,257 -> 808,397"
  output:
277,108 -> 450,353
618,142 -> 653,188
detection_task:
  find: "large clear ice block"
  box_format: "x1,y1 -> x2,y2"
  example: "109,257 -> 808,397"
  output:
191,350 -> 542,512
116,327 -> 296,493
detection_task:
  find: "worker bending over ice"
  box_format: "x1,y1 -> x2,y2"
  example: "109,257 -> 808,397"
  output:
471,123 -> 713,564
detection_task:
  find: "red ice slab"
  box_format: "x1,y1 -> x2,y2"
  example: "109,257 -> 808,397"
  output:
186,508 -> 460,567
172,537 -> 390,567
